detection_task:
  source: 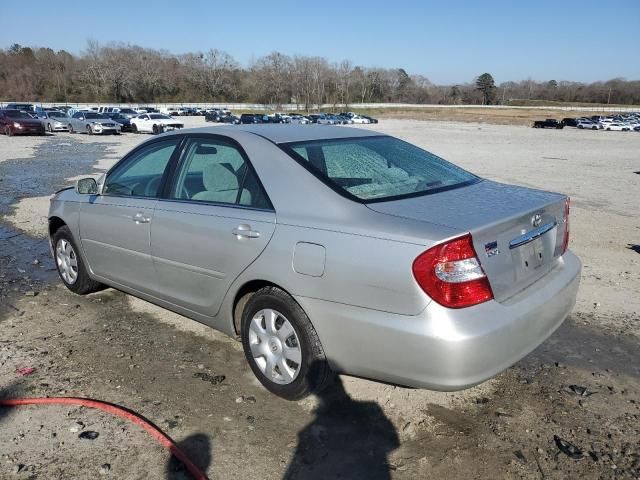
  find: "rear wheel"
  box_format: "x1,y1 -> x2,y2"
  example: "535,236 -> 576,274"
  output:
86,125 -> 93,135
52,226 -> 104,295
68,124 -> 74,133
47,123 -> 53,132
241,286 -> 332,400
4,126 -> 13,136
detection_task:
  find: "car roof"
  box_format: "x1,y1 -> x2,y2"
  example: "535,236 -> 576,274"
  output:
169,124 -> 382,144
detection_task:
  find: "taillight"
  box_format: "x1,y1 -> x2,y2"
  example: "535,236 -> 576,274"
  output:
561,197 -> 570,254
413,234 -> 493,309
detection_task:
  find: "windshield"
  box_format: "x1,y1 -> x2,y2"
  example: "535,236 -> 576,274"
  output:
149,114 -> 172,119
5,110 -> 32,119
281,136 -> 479,202
48,112 -> 66,118
119,109 -> 136,114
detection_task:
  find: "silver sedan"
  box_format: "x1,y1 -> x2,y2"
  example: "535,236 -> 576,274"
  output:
67,111 -> 121,135
48,125 -> 581,400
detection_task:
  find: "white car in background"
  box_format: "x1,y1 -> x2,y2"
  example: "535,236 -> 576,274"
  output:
160,107 -> 180,116
130,113 -> 184,134
576,120 -> 600,130
289,114 -> 310,124
604,123 -> 631,131
350,115 -> 371,124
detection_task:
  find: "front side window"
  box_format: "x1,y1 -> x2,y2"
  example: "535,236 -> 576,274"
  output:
170,138 -> 271,209
282,136 -> 479,202
103,139 -> 180,198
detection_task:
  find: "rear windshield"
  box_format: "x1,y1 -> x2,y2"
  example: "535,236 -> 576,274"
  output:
281,136 -> 479,202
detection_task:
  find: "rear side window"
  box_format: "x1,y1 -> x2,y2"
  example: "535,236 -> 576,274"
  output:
282,136 -> 479,202
170,138 -> 272,209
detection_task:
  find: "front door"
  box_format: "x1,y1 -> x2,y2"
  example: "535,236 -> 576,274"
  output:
151,136 -> 276,316
79,137 -> 181,293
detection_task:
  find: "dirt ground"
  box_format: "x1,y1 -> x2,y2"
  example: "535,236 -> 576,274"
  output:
0,118 -> 638,479
357,107 -> 633,126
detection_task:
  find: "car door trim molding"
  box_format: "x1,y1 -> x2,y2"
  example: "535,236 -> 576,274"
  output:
153,255 -> 226,279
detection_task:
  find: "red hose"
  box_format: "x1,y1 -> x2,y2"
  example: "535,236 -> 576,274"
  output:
0,397 -> 209,480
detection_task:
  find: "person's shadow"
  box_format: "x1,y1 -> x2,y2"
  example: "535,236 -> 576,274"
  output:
166,433 -> 211,480
283,366 -> 399,480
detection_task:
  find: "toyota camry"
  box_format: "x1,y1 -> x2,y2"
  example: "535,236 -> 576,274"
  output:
48,125 -> 581,400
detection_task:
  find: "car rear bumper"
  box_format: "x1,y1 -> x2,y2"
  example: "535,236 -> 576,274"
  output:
295,250 -> 581,390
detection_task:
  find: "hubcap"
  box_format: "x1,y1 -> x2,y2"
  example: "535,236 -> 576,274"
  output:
55,238 -> 78,284
248,309 -> 302,385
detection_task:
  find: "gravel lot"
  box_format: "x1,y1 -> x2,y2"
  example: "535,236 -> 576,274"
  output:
1,118 -> 638,479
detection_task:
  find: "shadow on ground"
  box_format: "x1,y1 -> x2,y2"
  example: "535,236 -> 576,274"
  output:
283,364 -> 399,480
166,433 -> 212,480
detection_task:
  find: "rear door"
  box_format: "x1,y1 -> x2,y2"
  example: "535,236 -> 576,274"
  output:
79,137 -> 181,293
150,135 -> 276,317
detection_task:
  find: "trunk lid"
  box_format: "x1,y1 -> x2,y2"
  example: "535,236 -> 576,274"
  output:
367,180 -> 568,302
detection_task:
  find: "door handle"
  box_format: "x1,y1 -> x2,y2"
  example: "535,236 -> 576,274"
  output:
232,224 -> 260,239
132,212 -> 151,224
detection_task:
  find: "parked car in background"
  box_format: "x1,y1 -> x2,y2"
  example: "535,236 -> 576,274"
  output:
335,115 -> 354,124
130,113 -> 184,134
576,120 -> 599,130
105,112 -> 133,132
114,108 -> 139,119
0,109 -> 46,136
533,119 -> 564,129
350,115 -> 370,124
240,114 -> 260,124
561,118 -> 577,127
54,106 -> 73,114
220,114 -> 240,124
268,113 -> 291,124
67,112 -> 121,135
205,110 -> 226,122
604,123 -> 631,131
361,115 -> 379,124
4,103 -> 36,115
289,114 -> 310,124
161,107 -> 180,116
41,110 -> 69,132
50,125 -> 580,400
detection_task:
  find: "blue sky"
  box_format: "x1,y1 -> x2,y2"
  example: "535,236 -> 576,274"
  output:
3,1 -> 639,84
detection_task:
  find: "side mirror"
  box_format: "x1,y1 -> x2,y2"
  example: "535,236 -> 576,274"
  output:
76,177 -> 98,195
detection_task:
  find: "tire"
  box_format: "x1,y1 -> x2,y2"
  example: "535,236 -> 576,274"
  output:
68,124 -> 74,133
86,125 -> 93,135
47,123 -> 53,132
52,226 -> 104,295
241,286 -> 332,400
4,126 -> 13,136
131,123 -> 138,134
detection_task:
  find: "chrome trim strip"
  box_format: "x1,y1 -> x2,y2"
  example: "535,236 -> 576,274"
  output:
509,221 -> 557,250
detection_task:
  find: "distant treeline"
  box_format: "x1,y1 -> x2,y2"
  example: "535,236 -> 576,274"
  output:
1,42 -> 639,108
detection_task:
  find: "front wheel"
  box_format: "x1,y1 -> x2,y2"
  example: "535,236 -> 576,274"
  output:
241,286 -> 332,400
86,125 -> 93,135
52,226 -> 104,295
68,124 -> 74,133
47,123 -> 53,132
4,126 -> 13,136
131,123 -> 138,134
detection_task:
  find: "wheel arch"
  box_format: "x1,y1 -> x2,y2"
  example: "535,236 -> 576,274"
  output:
48,216 -> 67,238
231,279 -> 295,337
